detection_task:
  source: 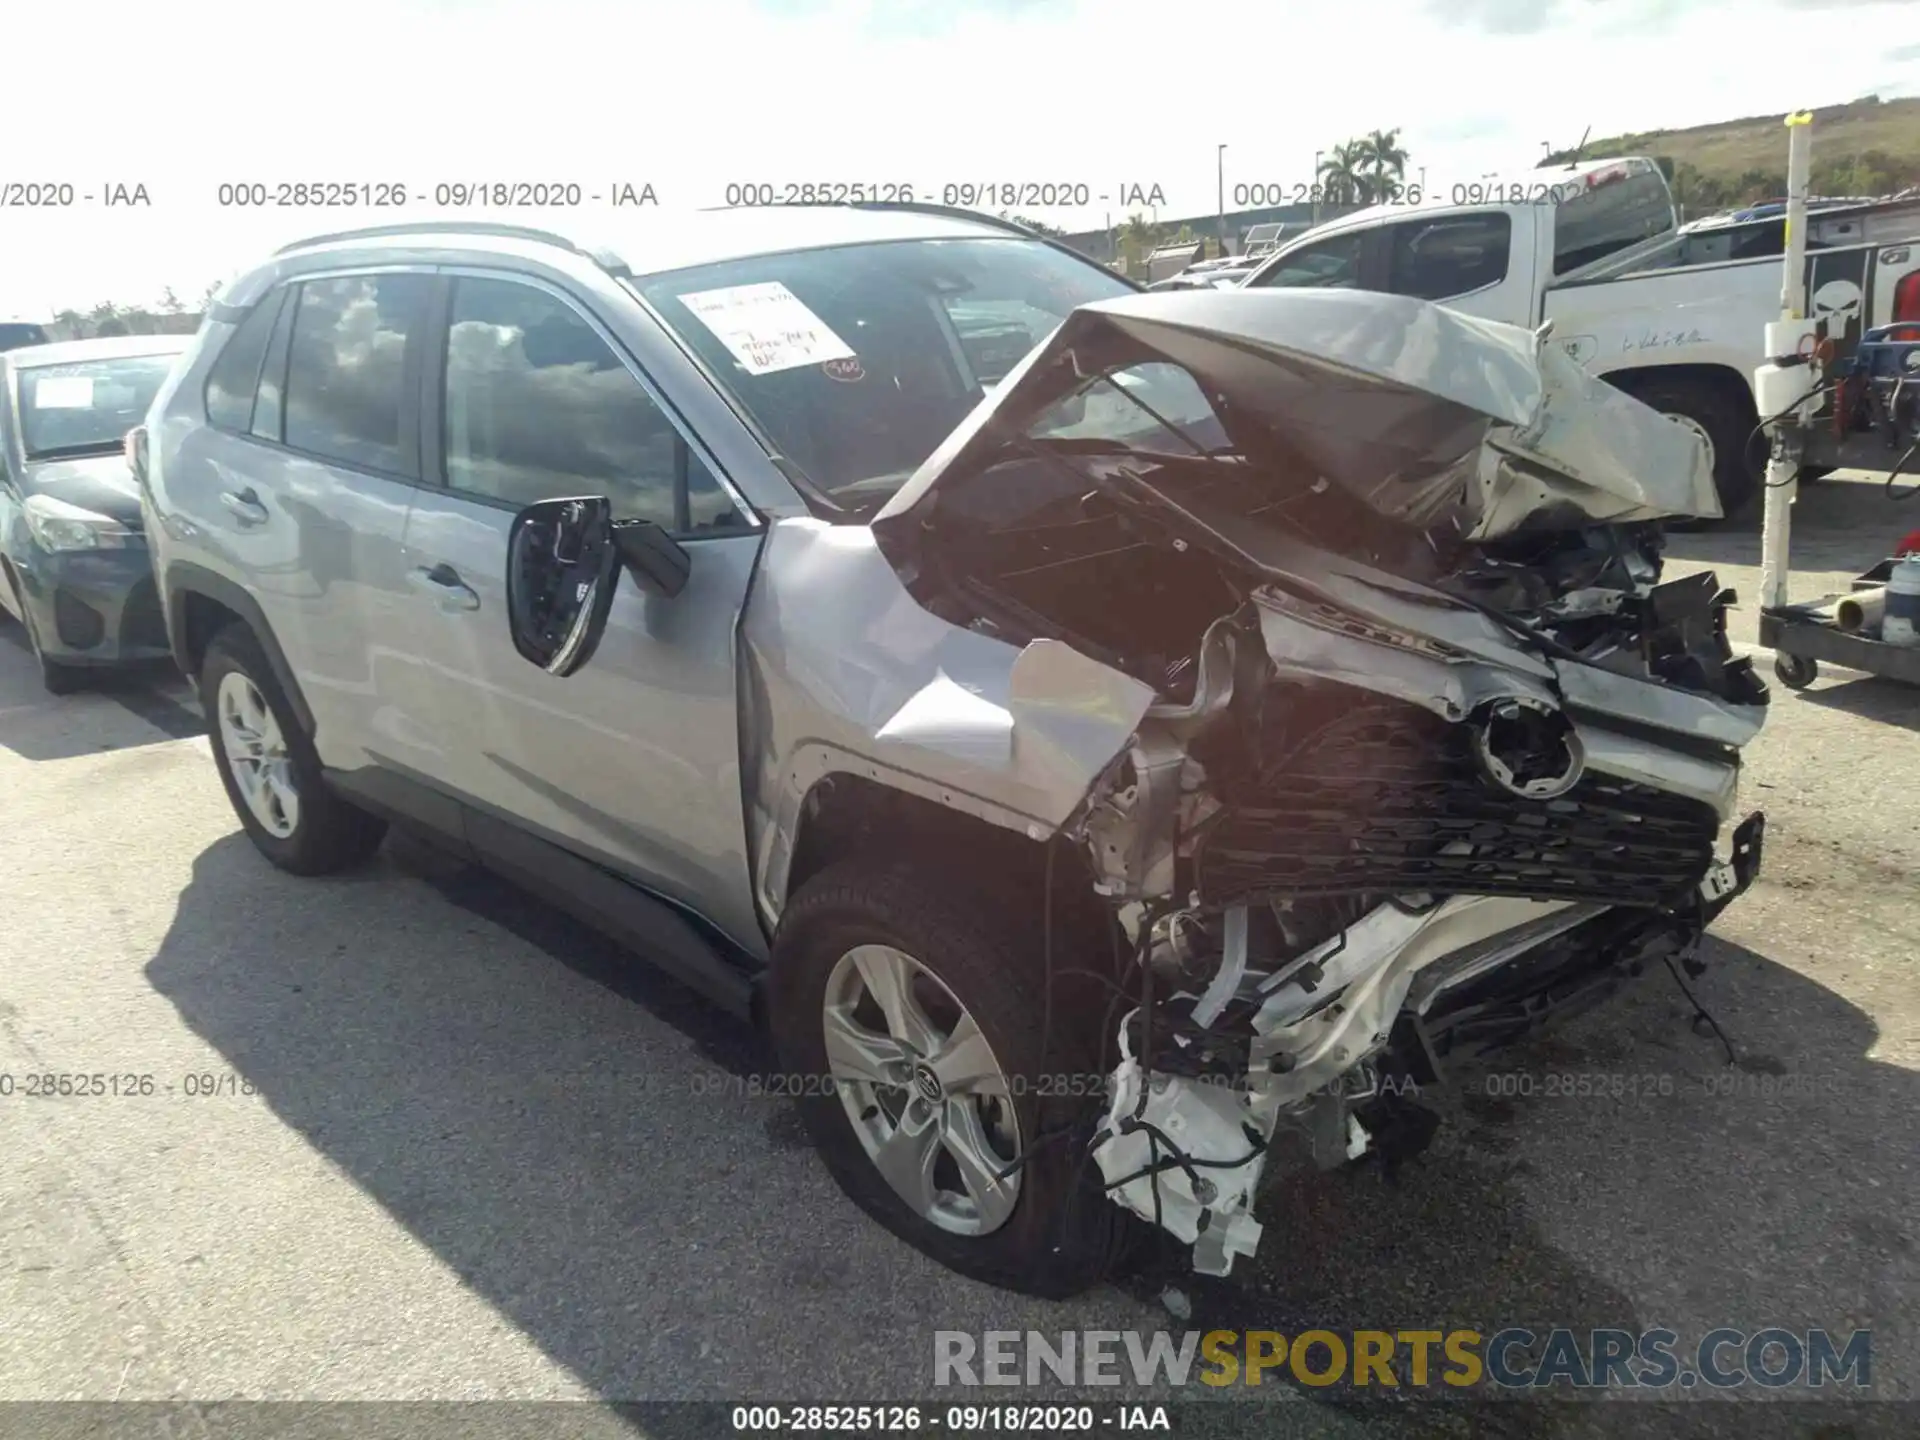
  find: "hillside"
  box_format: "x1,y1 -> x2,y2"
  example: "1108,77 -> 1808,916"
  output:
1540,95 -> 1920,211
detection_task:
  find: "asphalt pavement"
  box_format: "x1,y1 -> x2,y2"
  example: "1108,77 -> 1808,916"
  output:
1,473 -> 1916,1440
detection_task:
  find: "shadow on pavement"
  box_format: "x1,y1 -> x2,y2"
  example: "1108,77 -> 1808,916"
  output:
143,833 -> 1914,1435
1662,475 -> 1905,582
0,624 -> 203,760
1786,673 -> 1920,732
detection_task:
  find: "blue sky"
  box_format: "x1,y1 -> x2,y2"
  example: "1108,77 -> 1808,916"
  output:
2,0 -> 1916,317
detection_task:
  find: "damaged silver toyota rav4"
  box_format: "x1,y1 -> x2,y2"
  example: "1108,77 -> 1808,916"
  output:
140,208 -> 1766,1296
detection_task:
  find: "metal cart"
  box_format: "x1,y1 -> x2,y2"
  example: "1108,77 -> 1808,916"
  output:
1753,113 -> 1920,691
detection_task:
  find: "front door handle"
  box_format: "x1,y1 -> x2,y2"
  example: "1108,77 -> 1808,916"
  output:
220,488 -> 269,526
409,562 -> 480,612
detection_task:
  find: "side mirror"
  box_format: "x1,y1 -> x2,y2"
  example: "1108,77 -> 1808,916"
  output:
506,496 -> 621,677
611,517 -> 691,599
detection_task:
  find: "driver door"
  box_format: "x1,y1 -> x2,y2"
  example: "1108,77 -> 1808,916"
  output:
394,270 -> 766,947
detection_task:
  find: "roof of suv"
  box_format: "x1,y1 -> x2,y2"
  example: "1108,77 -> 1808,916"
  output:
274,204 -> 1047,282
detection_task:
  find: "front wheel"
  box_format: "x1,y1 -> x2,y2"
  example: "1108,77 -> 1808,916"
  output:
766,860 -> 1133,1297
18,604 -> 86,695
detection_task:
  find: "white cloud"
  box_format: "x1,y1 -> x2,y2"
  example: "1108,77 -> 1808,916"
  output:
1,0 -> 1915,316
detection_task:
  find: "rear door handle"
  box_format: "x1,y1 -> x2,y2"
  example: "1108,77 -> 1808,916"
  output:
220,488 -> 269,526
409,562 -> 480,612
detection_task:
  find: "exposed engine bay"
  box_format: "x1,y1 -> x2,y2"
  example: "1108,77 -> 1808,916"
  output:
871,289 -> 1769,1275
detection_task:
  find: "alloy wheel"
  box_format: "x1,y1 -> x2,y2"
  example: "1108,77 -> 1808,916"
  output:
217,671 -> 300,838
821,944 -> 1024,1236
1665,411 -> 1718,478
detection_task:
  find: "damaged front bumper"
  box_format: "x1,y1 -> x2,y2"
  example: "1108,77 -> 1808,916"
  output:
1092,811 -> 1764,1276
1073,547 -> 1769,1277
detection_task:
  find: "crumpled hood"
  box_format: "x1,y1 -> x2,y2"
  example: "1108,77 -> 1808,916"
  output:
20,452 -> 144,526
874,288 -> 1720,541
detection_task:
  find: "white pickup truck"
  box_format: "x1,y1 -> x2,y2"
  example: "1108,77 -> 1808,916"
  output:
1240,157 -> 1920,511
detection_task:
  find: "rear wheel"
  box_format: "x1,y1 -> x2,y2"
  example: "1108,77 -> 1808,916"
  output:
200,623 -> 387,874
767,859 -> 1134,1297
1621,376 -> 1758,520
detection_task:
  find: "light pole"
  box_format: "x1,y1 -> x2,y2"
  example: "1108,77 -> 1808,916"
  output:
1217,143 -> 1228,256
1312,148 -> 1324,226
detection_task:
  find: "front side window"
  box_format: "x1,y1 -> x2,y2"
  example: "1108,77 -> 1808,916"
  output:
283,273 -> 430,476
1247,233 -> 1365,289
441,277 -> 747,532
636,236 -> 1132,511
1385,213 -> 1512,300
17,353 -> 180,459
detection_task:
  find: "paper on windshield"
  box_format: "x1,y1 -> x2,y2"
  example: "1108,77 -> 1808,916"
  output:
32,376 -> 96,408
678,281 -> 855,376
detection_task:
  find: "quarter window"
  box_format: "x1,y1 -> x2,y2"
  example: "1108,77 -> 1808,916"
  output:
1385,214 -> 1512,300
441,277 -> 747,533
283,274 -> 430,476
204,293 -> 280,432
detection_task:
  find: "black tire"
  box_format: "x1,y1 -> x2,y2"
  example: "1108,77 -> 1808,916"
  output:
1774,653 -> 1818,691
767,859 -> 1135,1297
1623,376 -> 1758,519
37,654 -> 86,695
200,622 -> 387,875
20,607 -> 86,696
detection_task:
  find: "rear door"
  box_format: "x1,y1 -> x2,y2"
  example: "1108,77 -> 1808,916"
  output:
255,270 -> 441,775
174,269 -> 438,776
395,269 -> 767,946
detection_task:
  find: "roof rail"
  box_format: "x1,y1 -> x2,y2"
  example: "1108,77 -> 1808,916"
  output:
271,220 -> 624,270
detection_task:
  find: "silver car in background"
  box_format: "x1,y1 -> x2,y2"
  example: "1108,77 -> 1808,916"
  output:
137,208 -> 1766,1294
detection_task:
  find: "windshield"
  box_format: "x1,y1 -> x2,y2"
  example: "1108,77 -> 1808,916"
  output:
17,354 -> 178,458
635,237 -> 1134,509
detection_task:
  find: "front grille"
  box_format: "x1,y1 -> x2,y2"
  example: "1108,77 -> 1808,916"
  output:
1193,701 -> 1721,910
119,575 -> 169,650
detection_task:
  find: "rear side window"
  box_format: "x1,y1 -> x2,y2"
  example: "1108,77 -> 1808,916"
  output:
284,273 -> 431,477
1385,214 -> 1511,300
204,296 -> 280,431
1554,168 -> 1675,275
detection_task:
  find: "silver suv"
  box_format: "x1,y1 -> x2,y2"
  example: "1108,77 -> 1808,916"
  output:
138,208 -> 1768,1294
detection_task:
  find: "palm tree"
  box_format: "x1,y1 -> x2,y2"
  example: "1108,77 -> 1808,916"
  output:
1317,141 -> 1371,206
1359,128 -> 1409,198
1122,212 -> 1161,249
